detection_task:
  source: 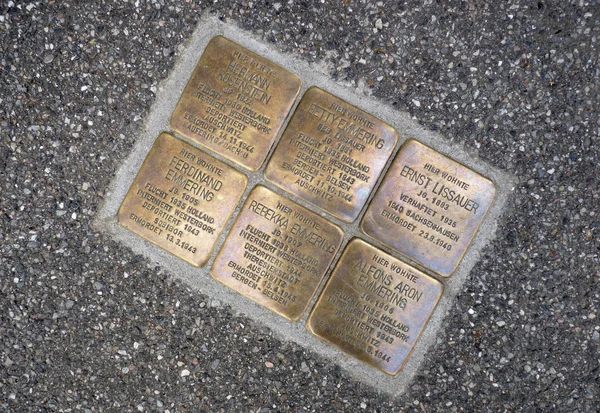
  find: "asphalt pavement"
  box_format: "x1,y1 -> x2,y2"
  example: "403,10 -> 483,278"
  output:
1,1 -> 599,412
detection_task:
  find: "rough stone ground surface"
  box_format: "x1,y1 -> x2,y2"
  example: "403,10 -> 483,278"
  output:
0,1 -> 598,412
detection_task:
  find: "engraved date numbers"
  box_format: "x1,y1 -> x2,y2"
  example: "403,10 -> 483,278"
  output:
418,230 -> 453,251
166,233 -> 197,253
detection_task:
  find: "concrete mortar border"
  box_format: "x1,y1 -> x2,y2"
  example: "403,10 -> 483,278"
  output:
94,13 -> 516,397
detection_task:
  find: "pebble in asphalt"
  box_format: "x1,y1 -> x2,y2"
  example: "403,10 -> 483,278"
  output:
1,1 -> 599,412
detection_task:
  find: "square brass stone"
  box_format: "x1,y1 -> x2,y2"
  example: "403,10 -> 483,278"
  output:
170,36 -> 302,171
361,139 -> 496,277
118,132 -> 247,266
264,87 -> 398,223
211,185 -> 344,321
306,238 -> 443,376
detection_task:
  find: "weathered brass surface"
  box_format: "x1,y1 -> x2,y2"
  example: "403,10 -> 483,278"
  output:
118,132 -> 247,267
306,238 -> 443,376
264,87 -> 398,223
211,185 -> 344,321
170,36 -> 302,171
362,139 -> 496,277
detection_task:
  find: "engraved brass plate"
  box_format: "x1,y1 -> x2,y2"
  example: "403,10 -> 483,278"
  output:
211,185 -> 344,321
307,238 -> 443,375
264,87 -> 398,223
362,139 -> 496,277
170,36 -> 302,171
118,132 -> 247,266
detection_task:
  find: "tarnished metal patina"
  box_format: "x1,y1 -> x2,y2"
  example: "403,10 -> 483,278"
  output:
211,185 -> 344,321
171,36 -> 302,171
118,132 -> 247,266
264,87 -> 398,223
306,238 -> 443,375
362,139 -> 496,276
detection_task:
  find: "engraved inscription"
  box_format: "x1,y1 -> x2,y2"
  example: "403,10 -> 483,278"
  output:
171,36 -> 302,171
362,139 -> 496,276
307,238 -> 443,375
211,186 -> 344,321
118,132 -> 247,266
264,87 -> 398,223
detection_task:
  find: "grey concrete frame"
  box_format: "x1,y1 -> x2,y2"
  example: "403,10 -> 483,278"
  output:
95,13 -> 516,397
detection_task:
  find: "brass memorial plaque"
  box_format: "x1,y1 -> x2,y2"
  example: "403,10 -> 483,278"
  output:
306,238 -> 443,375
362,139 -> 496,277
211,185 -> 344,321
264,87 -> 398,223
170,36 -> 302,171
118,132 -> 247,266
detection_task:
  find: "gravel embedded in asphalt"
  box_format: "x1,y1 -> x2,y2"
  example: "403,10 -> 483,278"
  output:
1,1 -> 598,411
